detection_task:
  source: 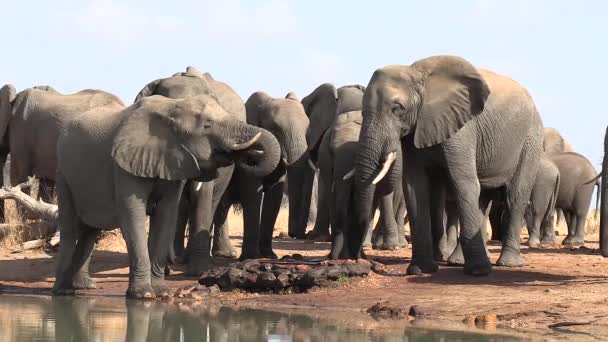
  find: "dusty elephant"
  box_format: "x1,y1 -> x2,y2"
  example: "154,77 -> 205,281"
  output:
0,84 -> 124,201
352,55 -> 543,276
524,156 -> 561,247
52,94 -> 280,298
134,66 -> 247,275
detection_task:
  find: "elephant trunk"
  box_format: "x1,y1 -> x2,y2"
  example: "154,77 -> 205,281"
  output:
601,125 -> 608,256
219,122 -> 281,178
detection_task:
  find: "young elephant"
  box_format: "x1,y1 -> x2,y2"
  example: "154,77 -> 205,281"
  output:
52,94 -> 280,299
524,156 -> 560,247
551,152 -> 599,246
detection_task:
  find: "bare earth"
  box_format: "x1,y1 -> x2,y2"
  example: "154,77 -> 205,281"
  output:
2,210 -> 608,340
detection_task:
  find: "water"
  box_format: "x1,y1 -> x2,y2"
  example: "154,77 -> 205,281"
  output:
0,295 -> 525,342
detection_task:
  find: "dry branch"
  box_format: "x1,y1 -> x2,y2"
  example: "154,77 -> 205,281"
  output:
0,177 -> 58,222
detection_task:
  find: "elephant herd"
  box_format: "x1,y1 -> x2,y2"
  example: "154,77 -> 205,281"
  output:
0,55 -> 603,299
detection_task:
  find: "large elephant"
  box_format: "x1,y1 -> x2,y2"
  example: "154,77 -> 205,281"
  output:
302,83 -> 367,242
0,84 -> 124,200
524,156 -> 560,247
352,55 -> 543,276
134,67 -> 245,275
52,94 -> 280,298
549,152 -> 599,246
243,91 -> 314,248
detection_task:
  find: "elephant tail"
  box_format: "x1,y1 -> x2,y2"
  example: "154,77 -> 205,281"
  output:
544,172 -> 561,228
596,177 -> 601,219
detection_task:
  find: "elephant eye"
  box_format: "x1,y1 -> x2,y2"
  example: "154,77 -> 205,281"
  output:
392,102 -> 406,114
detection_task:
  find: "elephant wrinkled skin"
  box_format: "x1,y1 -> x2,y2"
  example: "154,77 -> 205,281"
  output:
353,55 -> 543,276
53,94 -> 280,299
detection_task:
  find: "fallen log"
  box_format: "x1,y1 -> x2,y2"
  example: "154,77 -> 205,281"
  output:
0,177 -> 58,222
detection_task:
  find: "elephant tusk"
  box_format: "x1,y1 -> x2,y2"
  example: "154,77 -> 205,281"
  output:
372,151 -> 397,185
195,182 -> 202,192
250,149 -> 264,156
180,144 -> 201,172
307,158 -> 317,170
342,168 -> 356,180
232,132 -> 262,151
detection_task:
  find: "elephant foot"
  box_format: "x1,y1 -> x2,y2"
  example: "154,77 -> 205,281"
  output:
540,237 -> 557,248
306,228 -> 331,242
73,274 -> 96,290
406,259 -> 438,275
446,244 -> 464,266
152,282 -> 172,299
260,249 -> 278,259
239,249 -> 263,261
186,260 -> 210,277
52,284 -> 75,296
562,236 -> 585,246
212,247 -> 237,258
373,235 -> 400,251
126,284 -> 156,300
496,251 -> 525,267
463,259 -> 492,276
398,234 -> 409,248
527,237 -> 541,249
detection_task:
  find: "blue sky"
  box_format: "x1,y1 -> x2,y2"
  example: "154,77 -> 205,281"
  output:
2,1 -> 606,177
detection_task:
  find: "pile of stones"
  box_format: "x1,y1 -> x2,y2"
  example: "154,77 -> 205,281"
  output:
198,255 -> 372,294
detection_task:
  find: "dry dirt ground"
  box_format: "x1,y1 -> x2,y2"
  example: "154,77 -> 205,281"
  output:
2,209 -> 608,340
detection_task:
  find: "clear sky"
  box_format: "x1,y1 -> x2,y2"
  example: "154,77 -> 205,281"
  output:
2,1 -> 606,200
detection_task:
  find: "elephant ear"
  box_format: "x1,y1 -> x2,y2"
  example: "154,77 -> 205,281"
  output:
285,92 -> 299,102
412,55 -> 490,148
0,84 -> 16,143
111,97 -> 200,180
245,91 -> 272,127
133,78 -> 162,103
302,83 -> 338,151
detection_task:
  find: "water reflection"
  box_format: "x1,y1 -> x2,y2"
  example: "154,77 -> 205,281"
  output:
0,296 -> 523,341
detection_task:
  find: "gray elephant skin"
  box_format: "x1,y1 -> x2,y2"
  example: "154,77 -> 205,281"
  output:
134,67 -> 250,275
0,84 -> 124,200
550,152 -> 598,246
352,55 -> 543,276
52,94 -> 280,298
244,91 -> 314,249
600,126 -> 608,256
524,156 -> 560,247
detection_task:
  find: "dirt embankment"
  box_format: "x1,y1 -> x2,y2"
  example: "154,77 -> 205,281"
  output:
2,211 -> 608,340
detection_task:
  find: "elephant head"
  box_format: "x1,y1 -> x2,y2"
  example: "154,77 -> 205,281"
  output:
246,91 -> 314,237
0,84 -> 16,149
350,55 -> 490,256
302,84 -> 366,167
112,94 -> 281,181
543,127 -> 573,155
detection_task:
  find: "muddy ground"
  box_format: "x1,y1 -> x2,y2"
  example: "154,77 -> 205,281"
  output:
2,212 -> 608,340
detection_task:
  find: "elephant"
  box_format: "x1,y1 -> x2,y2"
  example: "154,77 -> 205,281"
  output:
301,83 -> 368,242
134,66 -> 246,275
352,55 -> 543,276
52,94 -> 280,298
243,91 -> 315,249
543,127 -> 574,155
549,152 -> 599,246
0,84 -> 124,201
600,126 -> 608,256
523,156 -> 560,247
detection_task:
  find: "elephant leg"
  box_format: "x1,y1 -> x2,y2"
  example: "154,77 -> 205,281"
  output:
148,184 -> 182,296
238,172 -> 263,260
185,181 -> 214,276
572,212 -> 587,246
72,226 -> 102,290
430,181 -> 448,261
563,211 -> 573,239
525,205 -> 542,248
495,134 -> 540,268
488,202 -> 503,241
259,179 -> 285,258
114,172 -> 156,299
307,167 -> 331,242
446,201 -> 465,266
373,191 -> 401,250
52,174 -> 79,296
329,180 -> 348,260
540,209 -> 557,246
403,161 -> 438,275
562,211 -> 581,245
172,186 -> 190,264
212,203 -> 236,258
210,167 -> 236,258
394,188 -> 408,248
